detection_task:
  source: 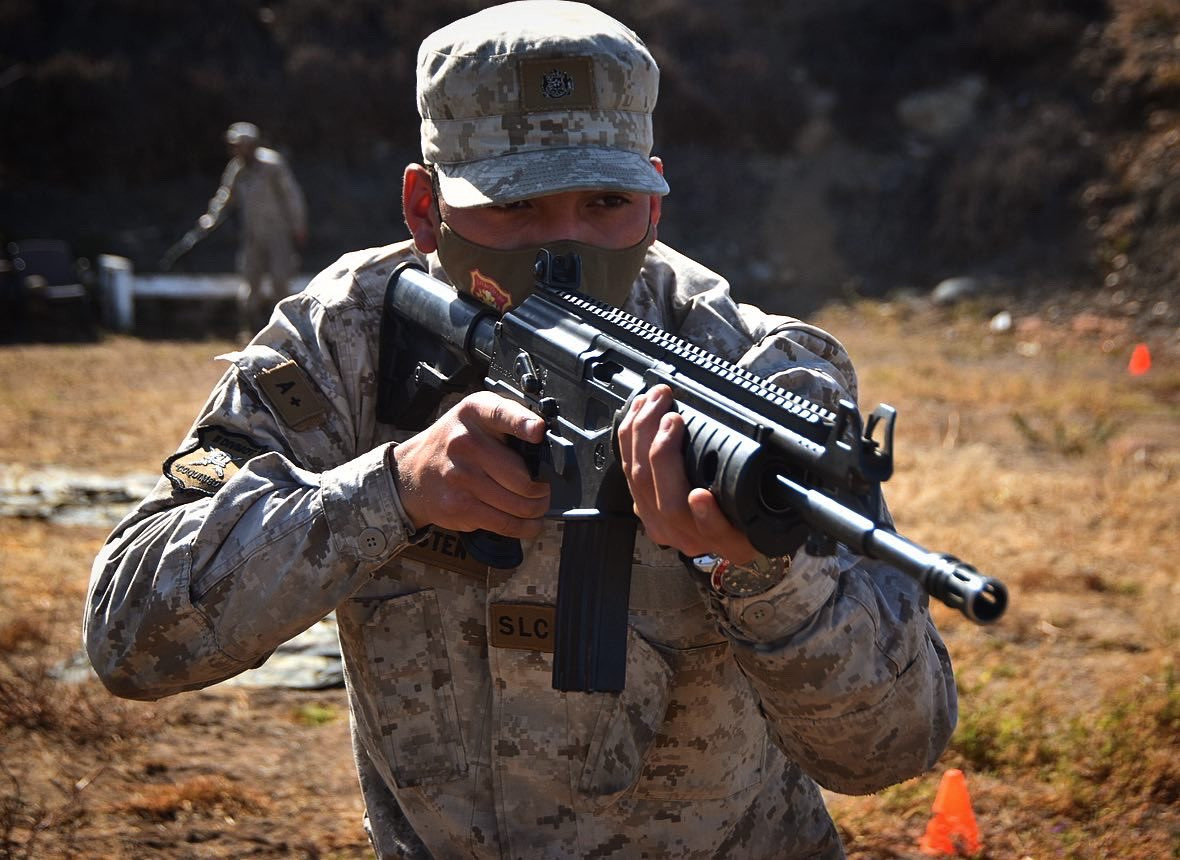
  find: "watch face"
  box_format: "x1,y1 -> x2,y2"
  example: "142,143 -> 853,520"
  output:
694,553 -> 791,598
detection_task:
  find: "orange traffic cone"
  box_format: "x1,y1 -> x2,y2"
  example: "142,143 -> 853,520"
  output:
1128,343 -> 1152,376
919,768 -> 980,856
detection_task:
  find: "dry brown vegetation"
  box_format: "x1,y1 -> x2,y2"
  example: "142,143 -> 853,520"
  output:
816,300 -> 1179,858
1,304 -> 1178,857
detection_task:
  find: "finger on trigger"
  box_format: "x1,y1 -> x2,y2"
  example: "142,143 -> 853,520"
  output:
486,396 -> 544,442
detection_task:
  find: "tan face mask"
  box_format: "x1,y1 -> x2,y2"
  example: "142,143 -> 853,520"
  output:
435,220 -> 653,312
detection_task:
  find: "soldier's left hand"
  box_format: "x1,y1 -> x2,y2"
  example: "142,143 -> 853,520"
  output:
617,384 -> 758,563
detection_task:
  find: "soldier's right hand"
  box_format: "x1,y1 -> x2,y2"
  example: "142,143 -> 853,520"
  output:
389,391 -> 550,539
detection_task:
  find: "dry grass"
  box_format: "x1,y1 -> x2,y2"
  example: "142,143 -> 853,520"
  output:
814,301 -> 1179,857
112,775 -> 271,821
0,517 -> 147,746
1,303 -> 1178,857
0,335 -> 235,472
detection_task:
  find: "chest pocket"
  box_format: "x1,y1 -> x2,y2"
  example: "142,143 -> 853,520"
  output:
573,538 -> 768,804
620,532 -> 770,801
635,640 -> 769,801
345,589 -> 469,787
627,534 -> 721,649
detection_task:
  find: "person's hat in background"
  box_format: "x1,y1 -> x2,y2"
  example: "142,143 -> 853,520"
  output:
225,122 -> 261,145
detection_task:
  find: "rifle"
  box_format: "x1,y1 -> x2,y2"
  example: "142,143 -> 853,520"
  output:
377,252 -> 1007,693
159,227 -> 205,271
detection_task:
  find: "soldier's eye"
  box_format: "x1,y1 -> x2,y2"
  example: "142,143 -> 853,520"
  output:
594,194 -> 632,208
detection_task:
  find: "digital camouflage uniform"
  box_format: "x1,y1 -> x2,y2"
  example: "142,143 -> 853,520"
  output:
85,240 -> 957,859
86,3 -> 957,857
199,144 -> 308,331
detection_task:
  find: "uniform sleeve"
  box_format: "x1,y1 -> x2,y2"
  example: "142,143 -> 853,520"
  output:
83,290 -> 419,701
642,250 -> 958,795
727,322 -> 957,795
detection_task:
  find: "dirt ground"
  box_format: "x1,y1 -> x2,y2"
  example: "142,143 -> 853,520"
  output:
1,297 -> 1177,858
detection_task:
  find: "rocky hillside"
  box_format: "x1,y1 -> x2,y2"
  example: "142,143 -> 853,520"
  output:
1,0 -> 1177,330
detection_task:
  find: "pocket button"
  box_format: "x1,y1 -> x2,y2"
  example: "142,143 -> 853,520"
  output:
742,601 -> 775,625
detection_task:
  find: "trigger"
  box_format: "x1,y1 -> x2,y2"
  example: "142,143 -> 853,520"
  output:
508,435 -> 543,480
511,397 -> 557,480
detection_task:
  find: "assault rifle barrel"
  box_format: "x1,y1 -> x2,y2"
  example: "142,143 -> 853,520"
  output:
773,474 -> 1007,623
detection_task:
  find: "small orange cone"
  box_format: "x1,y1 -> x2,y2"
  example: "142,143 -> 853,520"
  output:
1128,343 -> 1152,376
919,768 -> 980,856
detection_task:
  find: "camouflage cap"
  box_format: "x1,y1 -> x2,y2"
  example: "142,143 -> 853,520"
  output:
225,122 -> 260,145
417,0 -> 670,207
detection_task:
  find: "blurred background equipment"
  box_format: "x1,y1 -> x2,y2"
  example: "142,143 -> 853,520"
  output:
1,239 -> 96,341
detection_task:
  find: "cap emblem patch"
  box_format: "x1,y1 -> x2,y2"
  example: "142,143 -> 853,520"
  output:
518,57 -> 594,112
540,69 -> 575,100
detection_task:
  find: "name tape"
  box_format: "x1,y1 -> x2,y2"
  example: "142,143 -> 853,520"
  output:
489,603 -> 555,653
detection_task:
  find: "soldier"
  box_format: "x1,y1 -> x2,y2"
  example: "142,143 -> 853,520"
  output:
87,3 -> 957,857
162,121 -> 308,337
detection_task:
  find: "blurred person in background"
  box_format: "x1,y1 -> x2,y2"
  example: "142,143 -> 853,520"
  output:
87,3 -> 957,857
162,121 -> 308,338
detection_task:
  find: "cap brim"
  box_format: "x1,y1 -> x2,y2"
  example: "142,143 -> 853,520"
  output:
435,147 -> 669,208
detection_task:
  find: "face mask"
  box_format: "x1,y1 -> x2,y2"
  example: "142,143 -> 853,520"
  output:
435,220 -> 653,312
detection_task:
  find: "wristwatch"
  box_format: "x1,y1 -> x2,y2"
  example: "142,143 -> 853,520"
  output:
690,551 -> 792,598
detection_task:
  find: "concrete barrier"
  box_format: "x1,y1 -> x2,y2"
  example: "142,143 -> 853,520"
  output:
96,255 -> 313,332
96,254 -> 135,330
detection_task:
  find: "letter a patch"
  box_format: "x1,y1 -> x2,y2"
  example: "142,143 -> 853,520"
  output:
256,359 -> 327,431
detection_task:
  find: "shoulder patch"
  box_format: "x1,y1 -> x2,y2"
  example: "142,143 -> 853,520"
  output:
256,359 -> 327,431
164,427 -> 266,495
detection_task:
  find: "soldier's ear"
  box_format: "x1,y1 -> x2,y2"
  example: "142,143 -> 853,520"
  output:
648,157 -> 664,241
403,164 -> 440,253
